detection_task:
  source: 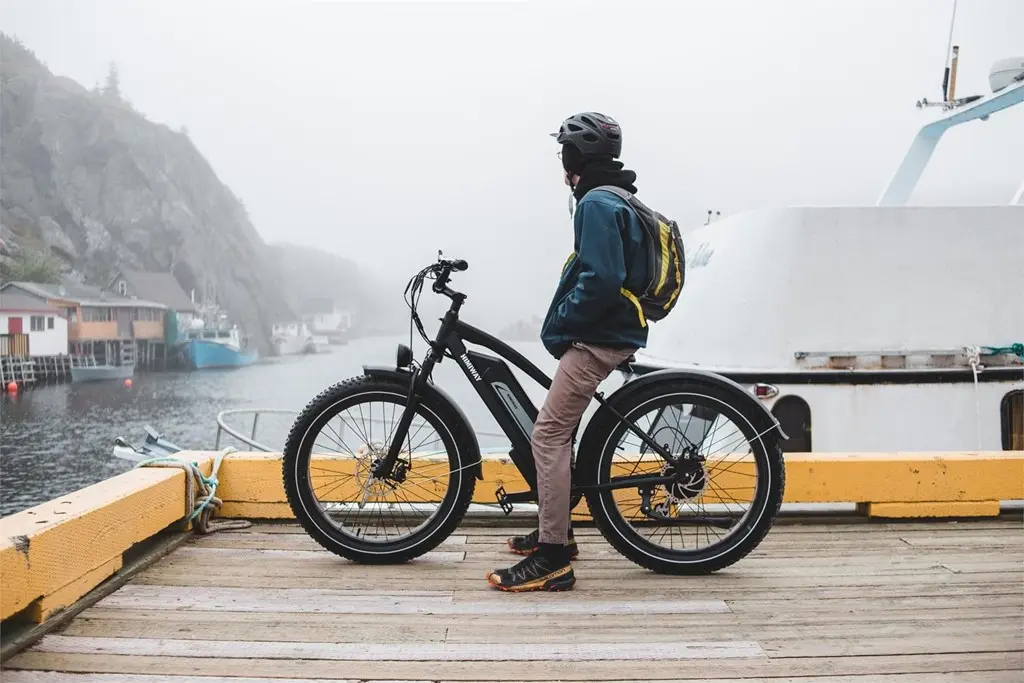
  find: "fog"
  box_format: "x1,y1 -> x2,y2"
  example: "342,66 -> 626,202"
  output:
2,0 -> 1021,326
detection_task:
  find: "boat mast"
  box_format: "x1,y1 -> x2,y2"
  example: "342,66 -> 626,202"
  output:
940,0 -> 958,103
877,3 -> 1024,207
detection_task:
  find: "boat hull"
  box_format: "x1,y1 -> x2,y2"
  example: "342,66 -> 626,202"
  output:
272,335 -> 312,356
70,364 -> 134,383
184,339 -> 258,369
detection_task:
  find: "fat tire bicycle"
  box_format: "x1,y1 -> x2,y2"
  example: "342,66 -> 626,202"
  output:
282,254 -> 787,574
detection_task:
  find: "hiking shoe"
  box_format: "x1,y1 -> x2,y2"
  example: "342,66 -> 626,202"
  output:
506,529 -> 578,558
486,551 -> 576,592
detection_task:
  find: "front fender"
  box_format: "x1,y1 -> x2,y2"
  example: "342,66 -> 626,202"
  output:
362,365 -> 484,480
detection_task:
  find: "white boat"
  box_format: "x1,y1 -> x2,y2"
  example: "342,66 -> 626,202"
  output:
308,334 -> 331,354
271,322 -> 316,356
112,425 -> 184,462
636,52 -> 1024,454
70,344 -> 135,383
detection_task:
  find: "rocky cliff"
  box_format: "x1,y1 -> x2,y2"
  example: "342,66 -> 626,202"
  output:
0,33 -> 292,352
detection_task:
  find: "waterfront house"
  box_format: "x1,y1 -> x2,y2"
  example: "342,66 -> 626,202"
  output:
107,270 -> 198,346
0,288 -> 68,357
0,280 -> 168,368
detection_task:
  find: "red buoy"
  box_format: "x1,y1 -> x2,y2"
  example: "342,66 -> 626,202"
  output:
124,378 -> 133,389
6,381 -> 17,393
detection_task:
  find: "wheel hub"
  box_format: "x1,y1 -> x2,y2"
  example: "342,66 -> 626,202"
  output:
661,456 -> 709,504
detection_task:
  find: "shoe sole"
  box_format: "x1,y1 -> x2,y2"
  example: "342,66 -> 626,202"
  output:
485,569 -> 576,592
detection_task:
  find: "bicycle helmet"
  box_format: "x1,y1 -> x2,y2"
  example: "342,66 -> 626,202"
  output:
550,112 -> 622,158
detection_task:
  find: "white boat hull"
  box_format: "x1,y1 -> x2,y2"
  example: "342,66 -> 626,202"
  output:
272,335 -> 312,356
71,364 -> 134,383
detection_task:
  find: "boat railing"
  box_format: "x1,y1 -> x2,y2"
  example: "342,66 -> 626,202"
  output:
215,409 -> 298,452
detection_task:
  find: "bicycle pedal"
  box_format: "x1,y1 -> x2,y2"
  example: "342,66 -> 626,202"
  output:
495,486 -> 514,515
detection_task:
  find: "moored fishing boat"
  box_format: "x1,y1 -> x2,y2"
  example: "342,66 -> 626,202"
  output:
179,323 -> 258,369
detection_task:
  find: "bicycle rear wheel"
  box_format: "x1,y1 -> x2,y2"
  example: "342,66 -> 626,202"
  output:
582,379 -> 785,574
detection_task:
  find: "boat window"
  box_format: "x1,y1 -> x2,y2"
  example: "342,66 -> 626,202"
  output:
1001,391 -> 1023,451
772,396 -> 812,453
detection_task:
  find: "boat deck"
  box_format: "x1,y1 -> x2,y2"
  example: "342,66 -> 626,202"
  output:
3,516 -> 1022,682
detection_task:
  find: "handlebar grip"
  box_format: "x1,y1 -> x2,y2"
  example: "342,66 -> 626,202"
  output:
451,259 -> 468,272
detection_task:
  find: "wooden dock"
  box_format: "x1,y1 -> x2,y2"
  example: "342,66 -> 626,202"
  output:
0,354 -> 72,386
2,516 -> 1022,681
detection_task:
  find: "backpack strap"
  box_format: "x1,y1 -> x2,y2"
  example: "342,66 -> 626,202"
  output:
588,185 -> 634,202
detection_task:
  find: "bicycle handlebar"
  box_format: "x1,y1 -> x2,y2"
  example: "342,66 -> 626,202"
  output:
404,253 -> 469,349
431,256 -> 468,295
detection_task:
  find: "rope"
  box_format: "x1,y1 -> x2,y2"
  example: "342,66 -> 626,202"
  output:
981,343 -> 1024,360
135,447 -> 252,534
965,346 -> 983,451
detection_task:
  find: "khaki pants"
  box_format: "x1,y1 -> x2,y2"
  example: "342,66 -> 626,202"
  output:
532,341 -> 636,545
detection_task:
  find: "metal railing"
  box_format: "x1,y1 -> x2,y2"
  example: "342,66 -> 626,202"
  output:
214,408 -> 510,454
215,409 -> 298,452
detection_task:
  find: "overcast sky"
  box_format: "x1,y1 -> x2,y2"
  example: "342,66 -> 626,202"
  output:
2,0 -> 1022,323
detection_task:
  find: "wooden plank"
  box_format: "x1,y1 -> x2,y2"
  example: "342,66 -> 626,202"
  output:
443,617 -> 1018,644
761,632 -> 1024,658
27,557 -> 122,622
728,594 -> 1024,613
95,586 -> 729,615
2,672 -> 1020,683
61,617 -> 449,643
0,675 -> 361,683
127,572 -> 1023,598
55,614 -> 1019,645
135,554 -> 1022,587
28,635 -> 768,661
0,454 -> 214,621
0,530 -> 194,663
5,651 -> 1020,680
63,603 -> 1024,629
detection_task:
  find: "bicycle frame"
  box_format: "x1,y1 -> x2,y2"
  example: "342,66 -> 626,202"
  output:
372,285 -> 681,502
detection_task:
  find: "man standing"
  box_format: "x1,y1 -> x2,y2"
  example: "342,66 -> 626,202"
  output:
487,112 -> 651,592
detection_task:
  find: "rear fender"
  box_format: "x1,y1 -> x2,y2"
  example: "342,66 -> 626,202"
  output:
362,365 -> 484,480
579,368 -> 787,475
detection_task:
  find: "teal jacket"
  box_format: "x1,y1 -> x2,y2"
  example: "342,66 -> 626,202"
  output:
540,189 -> 650,359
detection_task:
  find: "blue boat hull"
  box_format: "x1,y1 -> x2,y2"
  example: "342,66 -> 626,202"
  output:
184,339 -> 258,369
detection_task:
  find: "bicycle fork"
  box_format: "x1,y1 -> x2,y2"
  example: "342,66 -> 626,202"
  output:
370,362 -> 432,481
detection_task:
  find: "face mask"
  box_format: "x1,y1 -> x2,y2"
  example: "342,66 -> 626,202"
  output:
567,188 -> 575,218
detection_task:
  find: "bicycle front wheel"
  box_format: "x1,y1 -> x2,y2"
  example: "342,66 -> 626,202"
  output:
282,374 -> 478,564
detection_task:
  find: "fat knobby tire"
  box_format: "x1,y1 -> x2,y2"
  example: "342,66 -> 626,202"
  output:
282,374 -> 478,564
583,380 -> 786,575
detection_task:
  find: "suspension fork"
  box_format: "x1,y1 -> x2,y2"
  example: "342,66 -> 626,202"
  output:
370,359 -> 433,480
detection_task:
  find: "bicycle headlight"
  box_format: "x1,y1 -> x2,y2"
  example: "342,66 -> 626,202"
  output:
396,343 -> 413,369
